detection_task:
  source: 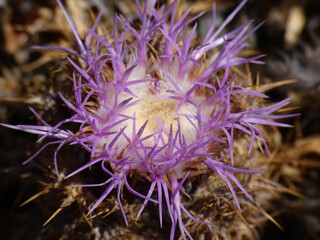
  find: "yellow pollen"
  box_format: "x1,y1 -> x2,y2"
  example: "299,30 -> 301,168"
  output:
122,93 -> 198,145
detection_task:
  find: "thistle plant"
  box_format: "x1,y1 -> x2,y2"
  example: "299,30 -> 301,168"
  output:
2,0 -> 297,239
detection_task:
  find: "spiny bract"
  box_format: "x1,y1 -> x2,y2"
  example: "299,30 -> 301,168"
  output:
2,0 -> 297,239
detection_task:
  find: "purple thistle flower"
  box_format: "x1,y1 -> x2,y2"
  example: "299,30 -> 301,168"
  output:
1,0 -> 298,239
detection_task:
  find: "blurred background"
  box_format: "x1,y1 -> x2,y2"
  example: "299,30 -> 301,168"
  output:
0,0 -> 319,239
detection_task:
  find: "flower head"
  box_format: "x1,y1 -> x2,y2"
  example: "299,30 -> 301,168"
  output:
2,0 -> 297,239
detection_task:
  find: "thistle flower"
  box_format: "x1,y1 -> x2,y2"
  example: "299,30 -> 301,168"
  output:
1,0 -> 297,239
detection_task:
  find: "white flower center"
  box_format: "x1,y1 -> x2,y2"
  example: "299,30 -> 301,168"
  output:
122,93 -> 198,144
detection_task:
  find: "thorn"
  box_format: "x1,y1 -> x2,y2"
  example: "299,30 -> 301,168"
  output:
43,208 -> 63,227
19,188 -> 49,207
82,213 -> 94,230
256,205 -> 284,231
